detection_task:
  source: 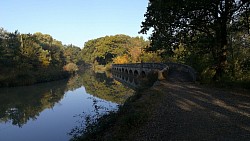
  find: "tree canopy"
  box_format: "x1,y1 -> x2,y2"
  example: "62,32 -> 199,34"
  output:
80,34 -> 162,66
140,0 -> 250,81
0,28 -> 82,87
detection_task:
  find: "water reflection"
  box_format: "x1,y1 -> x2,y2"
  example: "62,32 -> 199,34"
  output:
69,71 -> 158,140
111,71 -> 157,91
68,70 -> 134,104
69,96 -> 115,140
0,69 -> 134,141
0,80 -> 68,127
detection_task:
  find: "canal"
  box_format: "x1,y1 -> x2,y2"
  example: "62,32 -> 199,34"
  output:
0,69 -> 134,141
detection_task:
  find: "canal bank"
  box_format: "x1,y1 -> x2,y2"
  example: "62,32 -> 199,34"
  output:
76,80 -> 250,141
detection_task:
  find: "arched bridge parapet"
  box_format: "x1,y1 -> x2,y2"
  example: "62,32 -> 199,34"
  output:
112,63 -> 169,80
112,62 -> 197,82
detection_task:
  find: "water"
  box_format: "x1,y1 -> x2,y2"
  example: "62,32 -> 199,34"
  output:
0,70 -> 134,141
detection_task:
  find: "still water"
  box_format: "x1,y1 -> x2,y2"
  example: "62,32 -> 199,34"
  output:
0,70 -> 134,141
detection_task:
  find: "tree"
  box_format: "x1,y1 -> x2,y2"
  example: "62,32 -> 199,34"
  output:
64,44 -> 81,64
20,34 -> 42,68
113,55 -> 129,64
63,63 -> 79,74
80,35 -> 152,66
140,0 -> 250,80
0,28 -> 80,87
3,30 -> 21,67
0,28 -> 8,65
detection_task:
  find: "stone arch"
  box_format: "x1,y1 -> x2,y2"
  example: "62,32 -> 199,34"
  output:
134,70 -> 139,76
129,70 -> 133,75
125,69 -> 128,74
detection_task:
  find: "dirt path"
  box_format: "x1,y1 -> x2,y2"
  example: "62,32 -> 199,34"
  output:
132,81 -> 250,140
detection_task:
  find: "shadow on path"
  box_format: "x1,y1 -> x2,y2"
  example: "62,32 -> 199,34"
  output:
134,81 -> 250,140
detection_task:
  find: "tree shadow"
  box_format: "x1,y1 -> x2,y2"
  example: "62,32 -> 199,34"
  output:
153,81 -> 250,140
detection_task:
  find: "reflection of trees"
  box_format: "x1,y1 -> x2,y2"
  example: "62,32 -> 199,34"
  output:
70,69 -> 134,104
0,69 -> 134,127
69,94 -> 118,140
68,69 -> 134,139
112,71 -> 158,91
66,74 -> 83,91
0,80 -> 68,127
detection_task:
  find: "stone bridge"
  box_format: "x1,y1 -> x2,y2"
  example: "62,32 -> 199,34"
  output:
112,62 -> 197,82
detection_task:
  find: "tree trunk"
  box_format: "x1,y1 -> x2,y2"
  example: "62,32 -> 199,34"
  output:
213,18 -> 228,81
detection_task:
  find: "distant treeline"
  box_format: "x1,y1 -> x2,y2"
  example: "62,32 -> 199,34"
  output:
0,28 -> 159,87
81,34 -> 161,69
0,28 -> 82,87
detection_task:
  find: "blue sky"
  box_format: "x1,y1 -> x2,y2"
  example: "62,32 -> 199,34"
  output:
0,0 -> 149,47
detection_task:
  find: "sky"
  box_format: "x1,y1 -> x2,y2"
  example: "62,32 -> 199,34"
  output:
0,0 -> 150,48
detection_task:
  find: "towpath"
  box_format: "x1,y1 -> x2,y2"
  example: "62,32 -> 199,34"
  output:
131,80 -> 250,140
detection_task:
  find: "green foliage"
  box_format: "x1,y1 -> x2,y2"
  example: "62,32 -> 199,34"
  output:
64,63 -> 79,74
64,44 -> 82,64
140,0 -> 250,83
0,28 -> 82,87
80,35 -> 161,68
227,32 -> 250,81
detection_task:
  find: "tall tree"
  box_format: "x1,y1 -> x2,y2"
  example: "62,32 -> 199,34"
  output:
140,0 -> 250,80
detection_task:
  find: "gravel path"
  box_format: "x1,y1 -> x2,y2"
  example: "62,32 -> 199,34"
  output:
131,81 -> 250,141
